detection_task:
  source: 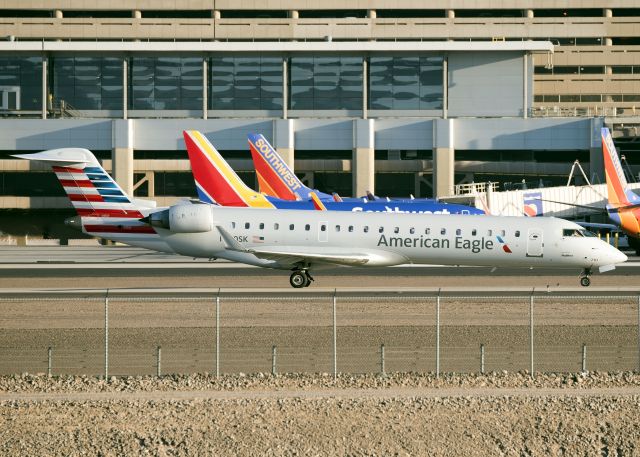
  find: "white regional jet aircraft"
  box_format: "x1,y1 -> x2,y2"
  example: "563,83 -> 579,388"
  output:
15,148 -> 627,288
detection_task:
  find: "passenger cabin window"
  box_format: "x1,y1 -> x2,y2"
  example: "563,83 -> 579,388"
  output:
364,226 -> 369,233
394,227 -> 399,234
320,224 -> 326,232
425,228 -> 431,235
274,223 -> 279,230
289,224 -> 295,230
563,228 -> 595,237
409,227 -> 415,234
456,229 -> 462,236
259,223 -> 264,230
348,225 -> 354,232
441,228 -> 446,235
231,222 -> 236,229
335,225 -> 341,232
471,229 -> 477,236
515,230 -> 520,237
245,222 -> 250,229
487,229 -> 493,236
379,226 -> 384,233
500,230 -> 506,236
305,224 -> 310,231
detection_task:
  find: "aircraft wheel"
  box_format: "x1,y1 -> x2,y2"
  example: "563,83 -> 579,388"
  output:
580,276 -> 591,287
290,271 -> 307,288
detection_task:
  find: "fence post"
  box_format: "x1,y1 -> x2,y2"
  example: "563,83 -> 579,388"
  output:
480,344 -> 485,374
529,293 -> 534,377
271,346 -> 278,376
104,290 -> 109,380
436,291 -> 440,378
581,344 -> 587,373
637,295 -> 640,373
156,346 -> 162,377
380,344 -> 385,376
47,346 -> 52,377
332,289 -> 337,380
216,289 -> 220,378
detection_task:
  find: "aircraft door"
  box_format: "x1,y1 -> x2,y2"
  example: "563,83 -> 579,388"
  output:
526,228 -> 543,257
318,221 -> 328,242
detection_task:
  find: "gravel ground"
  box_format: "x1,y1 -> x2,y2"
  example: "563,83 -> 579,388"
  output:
1,372 -> 640,456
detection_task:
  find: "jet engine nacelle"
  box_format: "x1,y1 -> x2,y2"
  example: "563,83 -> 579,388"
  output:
148,204 -> 212,233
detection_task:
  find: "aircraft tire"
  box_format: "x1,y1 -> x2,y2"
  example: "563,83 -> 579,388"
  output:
290,271 -> 307,288
580,276 -> 591,287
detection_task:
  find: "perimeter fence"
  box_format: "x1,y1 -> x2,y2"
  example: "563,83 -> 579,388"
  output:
0,290 -> 639,377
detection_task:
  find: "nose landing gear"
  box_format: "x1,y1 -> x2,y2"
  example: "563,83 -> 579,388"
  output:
579,268 -> 592,287
290,270 -> 314,288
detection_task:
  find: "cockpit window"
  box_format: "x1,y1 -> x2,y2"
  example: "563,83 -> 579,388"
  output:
563,228 -> 596,238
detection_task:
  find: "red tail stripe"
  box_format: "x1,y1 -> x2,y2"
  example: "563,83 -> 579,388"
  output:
69,194 -> 104,202
59,179 -> 94,188
76,208 -> 143,218
83,224 -> 156,234
52,166 -> 85,173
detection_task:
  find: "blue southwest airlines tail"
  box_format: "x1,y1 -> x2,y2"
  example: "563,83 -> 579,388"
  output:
185,130 -> 485,215
601,127 -> 640,238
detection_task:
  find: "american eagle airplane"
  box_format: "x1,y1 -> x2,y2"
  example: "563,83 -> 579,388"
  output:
183,130 -> 485,215
15,148 -> 627,288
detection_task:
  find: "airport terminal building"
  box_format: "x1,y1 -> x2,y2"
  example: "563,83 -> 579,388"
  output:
0,1 -> 639,237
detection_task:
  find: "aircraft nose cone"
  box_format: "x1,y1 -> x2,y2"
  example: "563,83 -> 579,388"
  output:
614,250 -> 628,264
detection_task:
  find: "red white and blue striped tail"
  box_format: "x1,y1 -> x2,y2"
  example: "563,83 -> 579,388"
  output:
12,148 -> 156,237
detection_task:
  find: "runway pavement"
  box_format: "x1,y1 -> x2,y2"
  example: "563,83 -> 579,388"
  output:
0,245 -> 638,291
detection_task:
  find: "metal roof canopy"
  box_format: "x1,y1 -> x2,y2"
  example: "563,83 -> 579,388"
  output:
0,41 -> 553,53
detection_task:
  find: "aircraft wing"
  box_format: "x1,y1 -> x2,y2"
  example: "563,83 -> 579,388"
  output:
537,198 -> 605,213
248,246 -> 371,267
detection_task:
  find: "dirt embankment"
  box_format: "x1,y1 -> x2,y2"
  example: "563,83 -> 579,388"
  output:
1,372 -> 640,456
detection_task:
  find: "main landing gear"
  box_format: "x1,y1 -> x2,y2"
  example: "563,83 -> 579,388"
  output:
290,270 -> 314,288
579,268 -> 592,287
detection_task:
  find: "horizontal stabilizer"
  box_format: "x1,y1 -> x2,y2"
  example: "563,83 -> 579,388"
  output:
12,148 -> 100,168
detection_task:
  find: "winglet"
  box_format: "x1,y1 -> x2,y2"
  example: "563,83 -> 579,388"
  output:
310,192 -> 327,211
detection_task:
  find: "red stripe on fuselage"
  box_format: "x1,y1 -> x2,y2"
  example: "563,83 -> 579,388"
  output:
83,224 -> 156,234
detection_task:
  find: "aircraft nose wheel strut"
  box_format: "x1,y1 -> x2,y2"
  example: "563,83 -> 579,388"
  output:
579,268 -> 592,287
290,270 -> 314,288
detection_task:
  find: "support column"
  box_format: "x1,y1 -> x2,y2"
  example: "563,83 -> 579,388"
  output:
282,58 -> 288,119
122,57 -> 128,119
526,9 -> 534,18
442,54 -> 448,119
274,119 -> 295,171
202,58 -> 208,119
362,59 -> 368,119
353,119 -> 375,197
433,119 -> 455,198
133,10 -> 141,19
523,52 -> 528,118
213,10 -> 221,19
54,10 -> 63,19
41,57 -> 47,119
368,9 -> 376,19
589,117 -> 605,183
112,119 -> 135,197
290,10 -> 299,19
446,9 -> 455,18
